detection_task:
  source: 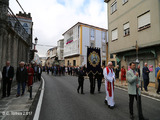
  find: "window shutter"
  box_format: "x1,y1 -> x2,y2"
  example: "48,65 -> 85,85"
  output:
112,29 -> 118,40
124,22 -> 129,30
138,12 -> 150,28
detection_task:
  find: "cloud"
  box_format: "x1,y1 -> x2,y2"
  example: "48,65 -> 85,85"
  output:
9,0 -> 108,57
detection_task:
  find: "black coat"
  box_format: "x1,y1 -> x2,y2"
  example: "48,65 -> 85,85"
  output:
142,67 -> 150,80
16,67 -> 28,83
115,68 -> 120,78
78,70 -> 85,80
2,66 -> 14,79
95,68 -> 103,79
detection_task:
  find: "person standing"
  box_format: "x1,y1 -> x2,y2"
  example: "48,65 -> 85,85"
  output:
142,63 -> 150,92
121,66 -> 126,86
115,65 -> 120,83
103,62 -> 115,109
156,69 -> 160,94
127,62 -> 147,120
77,66 -> 85,94
136,65 -> 143,91
2,61 -> 14,98
88,72 -> 96,94
37,64 -> 42,81
155,63 -> 160,78
33,63 -> 38,82
96,66 -> 103,93
16,61 -> 28,97
27,63 -> 34,91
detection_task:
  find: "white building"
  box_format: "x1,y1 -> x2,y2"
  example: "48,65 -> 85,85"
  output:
46,47 -> 57,66
57,39 -> 64,60
63,22 -> 108,66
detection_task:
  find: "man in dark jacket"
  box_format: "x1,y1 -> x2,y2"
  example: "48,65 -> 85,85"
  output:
2,61 -> 14,98
142,63 -> 150,92
96,66 -> 104,93
77,66 -> 85,94
16,61 -> 28,97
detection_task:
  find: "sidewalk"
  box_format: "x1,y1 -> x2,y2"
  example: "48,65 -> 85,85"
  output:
114,81 -> 160,99
0,81 -> 41,120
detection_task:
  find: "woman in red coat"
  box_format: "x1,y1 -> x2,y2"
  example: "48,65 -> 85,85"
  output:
121,66 -> 126,86
27,63 -> 34,91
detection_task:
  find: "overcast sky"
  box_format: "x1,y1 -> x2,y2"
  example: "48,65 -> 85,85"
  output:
9,0 -> 108,57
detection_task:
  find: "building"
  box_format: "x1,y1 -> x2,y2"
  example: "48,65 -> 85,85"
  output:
39,57 -> 47,66
0,1 -> 33,92
57,39 -> 64,65
46,47 -> 57,67
105,0 -> 160,83
63,22 -> 108,67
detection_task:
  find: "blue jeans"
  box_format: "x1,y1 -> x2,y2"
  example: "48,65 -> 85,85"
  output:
17,82 -> 26,95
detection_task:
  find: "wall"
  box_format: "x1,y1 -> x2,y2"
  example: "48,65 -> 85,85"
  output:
64,56 -> 81,66
0,0 -> 31,92
108,0 -> 160,54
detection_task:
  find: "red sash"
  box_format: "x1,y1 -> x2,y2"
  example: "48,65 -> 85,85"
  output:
106,67 -> 114,97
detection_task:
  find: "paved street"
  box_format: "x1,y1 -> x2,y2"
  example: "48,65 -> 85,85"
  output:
39,73 -> 160,120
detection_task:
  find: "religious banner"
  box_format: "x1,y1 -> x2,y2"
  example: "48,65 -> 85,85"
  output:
87,47 -> 101,75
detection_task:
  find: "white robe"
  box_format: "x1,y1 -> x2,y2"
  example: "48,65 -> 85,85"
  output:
103,68 -> 115,107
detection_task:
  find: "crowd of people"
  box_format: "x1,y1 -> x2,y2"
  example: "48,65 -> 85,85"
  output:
1,60 -> 160,120
1,61 -> 42,99
43,65 -> 87,77
114,62 -> 160,94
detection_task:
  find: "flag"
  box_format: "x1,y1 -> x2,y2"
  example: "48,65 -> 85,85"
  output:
87,47 -> 101,75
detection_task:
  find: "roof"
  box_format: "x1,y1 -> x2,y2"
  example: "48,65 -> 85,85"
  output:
47,46 -> 57,52
104,0 -> 110,3
62,22 -> 107,35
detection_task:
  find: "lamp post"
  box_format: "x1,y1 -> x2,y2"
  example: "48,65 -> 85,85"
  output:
34,37 -> 38,50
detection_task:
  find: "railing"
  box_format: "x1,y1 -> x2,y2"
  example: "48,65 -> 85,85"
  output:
7,7 -> 30,44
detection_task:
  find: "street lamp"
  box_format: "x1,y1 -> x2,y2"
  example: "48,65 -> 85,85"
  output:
34,37 -> 38,45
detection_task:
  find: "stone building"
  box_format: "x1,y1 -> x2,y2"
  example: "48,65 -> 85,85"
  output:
0,0 -> 32,89
105,0 -> 160,84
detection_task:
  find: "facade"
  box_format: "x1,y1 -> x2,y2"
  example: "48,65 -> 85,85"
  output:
46,47 -> 57,67
57,39 -> 64,65
0,1 -> 32,91
105,0 -> 160,83
63,22 -> 108,67
39,57 -> 46,66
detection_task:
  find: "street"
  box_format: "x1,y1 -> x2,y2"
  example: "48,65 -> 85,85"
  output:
39,73 -> 160,120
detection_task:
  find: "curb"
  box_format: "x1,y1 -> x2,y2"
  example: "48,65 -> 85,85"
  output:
114,84 -> 160,101
33,77 -> 45,120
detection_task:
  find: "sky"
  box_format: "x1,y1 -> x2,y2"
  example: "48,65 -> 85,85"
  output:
9,0 -> 108,57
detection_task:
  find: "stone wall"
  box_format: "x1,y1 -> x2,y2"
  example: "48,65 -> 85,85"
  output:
0,0 -> 31,93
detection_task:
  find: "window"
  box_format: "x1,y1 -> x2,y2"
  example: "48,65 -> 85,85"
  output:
110,54 -> 114,59
73,60 -> 76,66
123,22 -> 130,36
102,45 -> 106,52
122,0 -> 128,4
138,11 -> 151,31
102,32 -> 106,43
91,42 -> 95,47
111,1 -> 117,14
111,28 -> 118,41
67,60 -> 69,66
91,29 -> 95,40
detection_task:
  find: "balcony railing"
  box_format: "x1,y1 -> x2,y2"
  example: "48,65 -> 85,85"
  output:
7,7 -> 30,44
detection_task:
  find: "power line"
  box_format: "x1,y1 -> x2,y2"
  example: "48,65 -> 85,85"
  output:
36,44 -> 55,47
16,0 -> 25,13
